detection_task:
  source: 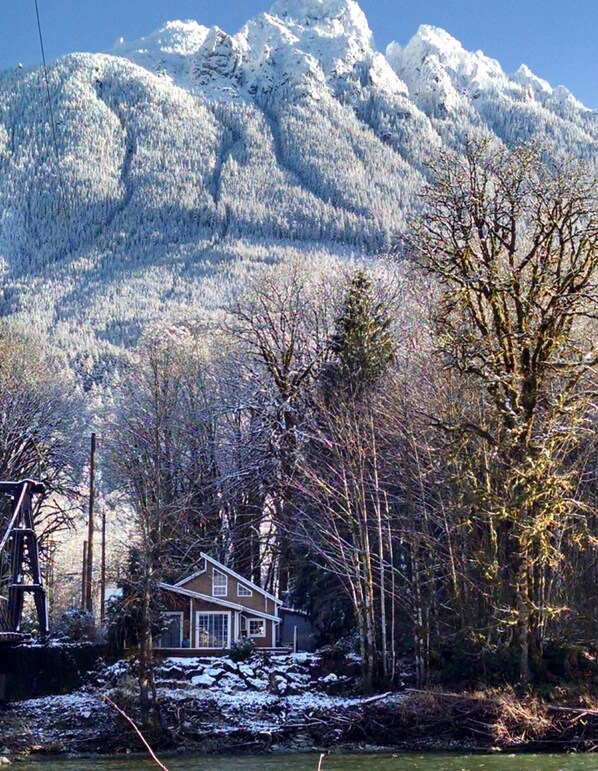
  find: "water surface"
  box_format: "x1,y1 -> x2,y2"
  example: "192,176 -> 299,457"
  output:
12,753 -> 597,771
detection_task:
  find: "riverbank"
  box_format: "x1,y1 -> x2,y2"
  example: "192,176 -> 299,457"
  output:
1,653 -> 597,760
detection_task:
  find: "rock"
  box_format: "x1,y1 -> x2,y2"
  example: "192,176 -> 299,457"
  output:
160,665 -> 185,679
317,673 -> 353,695
238,663 -> 257,679
158,677 -> 191,690
269,674 -> 288,695
284,663 -> 310,675
191,673 -> 216,687
218,673 -> 245,691
285,671 -> 310,685
184,669 -> 205,680
319,673 -> 338,683
204,667 -> 225,680
247,677 -> 269,691
220,659 -> 239,675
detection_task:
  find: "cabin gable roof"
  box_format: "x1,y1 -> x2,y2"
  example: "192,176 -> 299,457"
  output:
175,552 -> 282,606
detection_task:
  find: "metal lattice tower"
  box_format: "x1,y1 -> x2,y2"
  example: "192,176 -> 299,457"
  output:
0,480 -> 48,640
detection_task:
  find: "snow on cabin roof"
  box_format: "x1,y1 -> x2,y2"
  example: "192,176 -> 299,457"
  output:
175,552 -> 283,605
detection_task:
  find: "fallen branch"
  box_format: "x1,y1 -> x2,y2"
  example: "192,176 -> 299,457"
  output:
361,691 -> 394,705
99,693 -> 170,771
547,705 -> 598,717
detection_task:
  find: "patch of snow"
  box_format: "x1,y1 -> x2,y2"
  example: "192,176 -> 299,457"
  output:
247,676 -> 269,691
191,673 -> 216,687
113,20 -> 210,60
112,20 -> 210,88
319,672 -> 338,683
238,663 -> 257,678
270,0 -> 374,50
285,691 -> 364,709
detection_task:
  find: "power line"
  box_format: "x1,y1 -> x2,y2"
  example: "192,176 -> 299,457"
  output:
34,0 -> 76,257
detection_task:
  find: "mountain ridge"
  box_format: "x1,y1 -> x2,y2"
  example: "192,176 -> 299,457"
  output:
0,0 -> 596,383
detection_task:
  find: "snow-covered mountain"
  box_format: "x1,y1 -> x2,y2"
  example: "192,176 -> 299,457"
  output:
0,0 -> 596,381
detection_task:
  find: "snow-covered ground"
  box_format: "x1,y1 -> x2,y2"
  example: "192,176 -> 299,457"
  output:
0,652 -> 405,756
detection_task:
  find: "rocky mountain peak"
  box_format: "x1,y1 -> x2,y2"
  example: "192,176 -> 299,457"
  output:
269,0 -> 374,48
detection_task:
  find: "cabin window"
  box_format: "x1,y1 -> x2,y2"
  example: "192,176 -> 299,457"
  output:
157,612 -> 183,648
248,618 -> 266,637
212,569 -> 228,597
237,583 -> 253,597
196,612 -> 230,648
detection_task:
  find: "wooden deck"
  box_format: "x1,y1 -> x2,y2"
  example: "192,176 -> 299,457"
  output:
153,646 -> 292,659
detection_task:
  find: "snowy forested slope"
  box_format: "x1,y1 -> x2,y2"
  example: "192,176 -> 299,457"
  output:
1,0 -> 597,381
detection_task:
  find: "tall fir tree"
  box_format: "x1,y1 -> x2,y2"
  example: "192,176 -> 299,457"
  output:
326,269 -> 395,401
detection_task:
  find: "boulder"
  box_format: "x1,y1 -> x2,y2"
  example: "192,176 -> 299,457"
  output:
191,673 -> 216,688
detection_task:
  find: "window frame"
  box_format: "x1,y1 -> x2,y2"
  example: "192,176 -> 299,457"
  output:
247,617 -> 267,638
212,568 -> 228,597
237,583 -> 253,598
195,610 -> 231,649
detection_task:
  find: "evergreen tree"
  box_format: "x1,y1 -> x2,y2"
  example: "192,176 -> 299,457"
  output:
326,269 -> 395,401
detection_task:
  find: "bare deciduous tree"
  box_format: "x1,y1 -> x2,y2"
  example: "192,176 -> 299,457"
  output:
107,325 -> 223,721
0,322 -> 84,538
229,261 -> 335,592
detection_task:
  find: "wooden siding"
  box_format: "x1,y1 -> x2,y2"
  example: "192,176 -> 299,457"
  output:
160,588 -> 277,650
181,567 -> 271,615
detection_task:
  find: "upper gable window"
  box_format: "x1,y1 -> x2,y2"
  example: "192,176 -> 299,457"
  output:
212,569 -> 228,597
237,583 -> 253,598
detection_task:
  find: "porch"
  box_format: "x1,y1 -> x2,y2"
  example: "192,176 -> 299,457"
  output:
153,646 -> 292,659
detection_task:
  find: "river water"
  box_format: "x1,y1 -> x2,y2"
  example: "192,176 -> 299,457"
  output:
10,754 -> 598,770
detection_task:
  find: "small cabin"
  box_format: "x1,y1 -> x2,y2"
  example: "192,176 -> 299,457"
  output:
157,553 -> 283,653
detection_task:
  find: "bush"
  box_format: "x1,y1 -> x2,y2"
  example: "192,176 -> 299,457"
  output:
319,640 -> 350,661
228,638 -> 256,662
55,608 -> 97,642
434,634 -> 520,686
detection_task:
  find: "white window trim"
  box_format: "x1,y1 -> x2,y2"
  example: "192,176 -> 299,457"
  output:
237,583 -> 253,598
158,611 -> 183,648
247,617 -> 267,638
212,568 -> 228,597
195,610 -> 231,649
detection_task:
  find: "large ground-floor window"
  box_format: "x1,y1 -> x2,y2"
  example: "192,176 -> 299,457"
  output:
196,611 -> 230,648
157,612 -> 183,648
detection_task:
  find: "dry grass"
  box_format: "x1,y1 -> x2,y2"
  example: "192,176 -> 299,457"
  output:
493,692 -> 551,744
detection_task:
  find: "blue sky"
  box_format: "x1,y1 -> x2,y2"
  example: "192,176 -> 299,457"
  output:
2,1 -> 597,107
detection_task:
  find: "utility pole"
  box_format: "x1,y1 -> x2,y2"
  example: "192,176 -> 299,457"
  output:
85,432 -> 96,614
81,540 -> 88,608
100,506 -> 106,620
